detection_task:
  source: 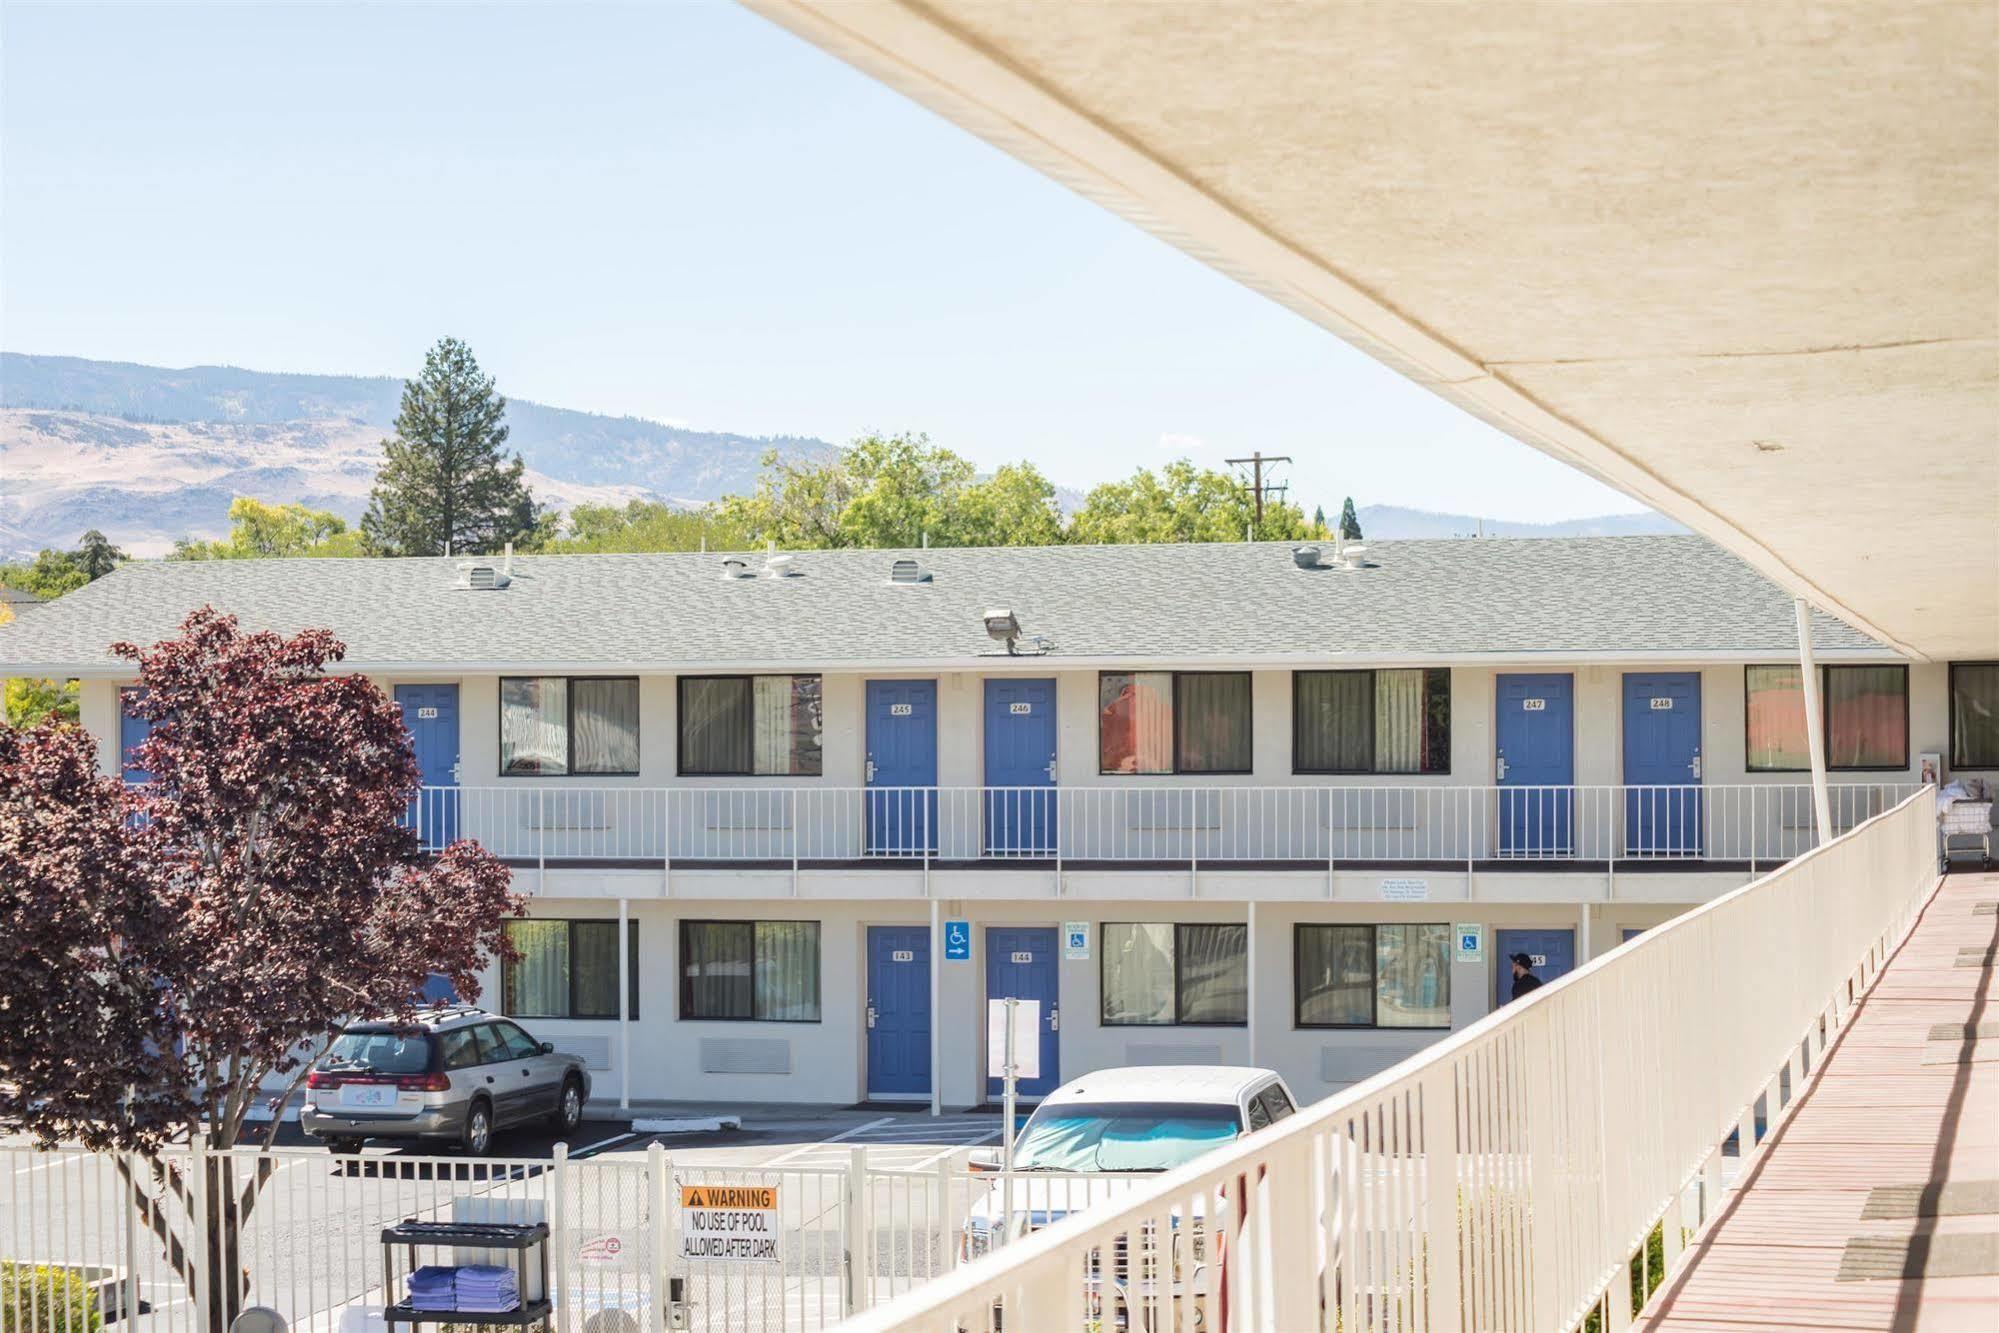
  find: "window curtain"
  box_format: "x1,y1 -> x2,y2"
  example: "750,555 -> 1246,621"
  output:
570,920 -> 624,1018
1375,924 -> 1451,1028
1100,673 -> 1174,774
1826,666 -> 1907,769
1176,923 -> 1247,1024
681,679 -> 752,775
1102,923 -> 1176,1024
681,922 -> 753,1019
1296,925 -> 1373,1026
1296,672 -> 1371,771
1745,666 -> 1810,770
1953,664 -> 1999,768
753,921 -> 821,1020
1177,673 -> 1251,773
781,676 -> 824,776
503,920 -> 570,1017
501,678 -> 569,776
573,680 -> 640,775
1374,670 -> 1424,774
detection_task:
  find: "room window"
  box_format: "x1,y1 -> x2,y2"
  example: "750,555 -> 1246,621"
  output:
1098,672 -> 1252,775
1950,663 -> 1999,769
678,676 -> 823,776
680,920 -> 822,1021
1294,924 -> 1451,1029
501,919 -> 639,1020
1100,922 -> 1248,1026
499,677 -> 640,776
1294,669 -> 1451,774
1744,665 -> 1908,772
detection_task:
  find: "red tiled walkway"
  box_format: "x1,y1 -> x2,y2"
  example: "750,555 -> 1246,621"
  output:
1636,870 -> 1999,1332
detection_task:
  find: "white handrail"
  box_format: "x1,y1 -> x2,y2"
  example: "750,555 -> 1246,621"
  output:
403,782 -> 1917,868
833,787 -> 1939,1332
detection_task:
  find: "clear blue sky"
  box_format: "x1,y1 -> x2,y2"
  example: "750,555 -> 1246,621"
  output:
1,0 -> 1645,522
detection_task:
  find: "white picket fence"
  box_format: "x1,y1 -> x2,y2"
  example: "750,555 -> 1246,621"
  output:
835,785 -> 1942,1332
0,1143 -> 1078,1333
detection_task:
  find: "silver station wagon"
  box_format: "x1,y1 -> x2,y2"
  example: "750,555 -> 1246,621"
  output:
301,1006 -> 590,1154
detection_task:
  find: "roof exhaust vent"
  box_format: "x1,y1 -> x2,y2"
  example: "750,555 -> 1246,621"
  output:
720,556 -> 753,580
889,558 -> 932,585
456,561 -> 511,590
1291,545 -> 1324,570
1337,543 -> 1374,571
764,553 -> 800,578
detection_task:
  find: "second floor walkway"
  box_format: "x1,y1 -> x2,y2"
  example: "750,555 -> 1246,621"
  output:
1635,867 -> 1998,1332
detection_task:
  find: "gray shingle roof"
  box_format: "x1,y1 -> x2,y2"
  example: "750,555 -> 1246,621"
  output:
0,536 -> 1890,674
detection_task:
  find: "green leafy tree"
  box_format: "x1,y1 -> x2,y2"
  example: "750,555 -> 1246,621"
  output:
361,337 -> 541,556
717,434 -> 1065,550
946,462 -> 1066,547
1339,496 -> 1364,541
0,549 -> 90,600
4,677 -> 80,728
542,499 -> 749,554
169,498 -> 365,561
1069,459 -> 1310,544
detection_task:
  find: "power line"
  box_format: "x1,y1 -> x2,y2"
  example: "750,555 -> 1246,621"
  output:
1224,451 -> 1293,532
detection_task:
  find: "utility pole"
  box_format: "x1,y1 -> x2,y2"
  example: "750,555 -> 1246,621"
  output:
1225,450 -> 1292,534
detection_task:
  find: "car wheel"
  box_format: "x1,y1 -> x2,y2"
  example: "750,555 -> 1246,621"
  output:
553,1078 -> 583,1135
461,1100 -> 493,1156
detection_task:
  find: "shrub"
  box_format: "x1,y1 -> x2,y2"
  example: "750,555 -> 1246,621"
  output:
0,1262 -> 103,1333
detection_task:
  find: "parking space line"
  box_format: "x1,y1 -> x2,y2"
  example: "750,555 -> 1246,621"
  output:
764,1116 -> 897,1165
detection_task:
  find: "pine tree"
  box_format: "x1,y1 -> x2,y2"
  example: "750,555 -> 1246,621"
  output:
1338,496 -> 1363,541
362,337 -> 540,556
1312,504 -> 1327,533
74,530 -> 127,581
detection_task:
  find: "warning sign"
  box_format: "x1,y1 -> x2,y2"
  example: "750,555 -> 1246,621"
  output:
680,1184 -> 781,1265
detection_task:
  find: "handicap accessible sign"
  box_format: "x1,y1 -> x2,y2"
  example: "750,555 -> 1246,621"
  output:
944,920 -> 971,961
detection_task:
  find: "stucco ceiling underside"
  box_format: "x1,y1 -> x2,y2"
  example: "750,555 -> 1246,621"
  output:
744,0 -> 1999,659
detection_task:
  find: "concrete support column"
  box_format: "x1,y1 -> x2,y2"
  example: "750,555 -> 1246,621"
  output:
1794,598 -> 1833,846
929,899 -> 943,1118
618,896 -> 631,1114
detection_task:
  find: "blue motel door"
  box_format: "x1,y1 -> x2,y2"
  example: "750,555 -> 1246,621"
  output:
985,927 -> 1059,1099
1496,674 -> 1575,856
395,684 -> 460,848
866,926 -> 932,1098
1622,672 -> 1704,856
865,680 -> 939,854
983,679 -> 1058,855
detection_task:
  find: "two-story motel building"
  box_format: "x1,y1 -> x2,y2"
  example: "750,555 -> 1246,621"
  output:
7,535 -> 1993,1112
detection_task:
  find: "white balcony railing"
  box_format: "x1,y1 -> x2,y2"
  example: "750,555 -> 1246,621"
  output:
405,782 -> 1917,869
836,786 -> 1940,1332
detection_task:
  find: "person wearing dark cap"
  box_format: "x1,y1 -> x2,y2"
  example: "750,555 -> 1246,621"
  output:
1508,953 -> 1543,1002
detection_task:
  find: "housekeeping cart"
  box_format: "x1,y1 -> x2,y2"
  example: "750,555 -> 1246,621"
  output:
380,1220 -> 552,1329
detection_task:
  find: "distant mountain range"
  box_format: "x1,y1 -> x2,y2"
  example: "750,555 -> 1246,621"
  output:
0,353 -> 833,556
0,353 -> 1675,557
1353,504 -> 1683,540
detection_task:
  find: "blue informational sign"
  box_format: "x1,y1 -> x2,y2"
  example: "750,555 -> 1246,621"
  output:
943,920 -> 972,961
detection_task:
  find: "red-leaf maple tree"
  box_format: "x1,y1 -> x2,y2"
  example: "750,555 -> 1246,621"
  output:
0,607 -> 520,1327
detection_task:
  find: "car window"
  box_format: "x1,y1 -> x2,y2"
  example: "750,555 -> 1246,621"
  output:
1246,1096 -> 1272,1131
324,1030 -> 431,1074
492,1022 -> 542,1061
437,1028 -> 482,1071
470,1023 -> 505,1065
1011,1101 -> 1241,1172
1256,1086 -> 1295,1123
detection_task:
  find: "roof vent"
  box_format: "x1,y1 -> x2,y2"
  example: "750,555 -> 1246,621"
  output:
889,558 -> 932,585
720,556 -> 753,580
1291,545 -> 1324,570
1337,543 -> 1374,571
456,561 -> 511,590
764,553 -> 801,578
